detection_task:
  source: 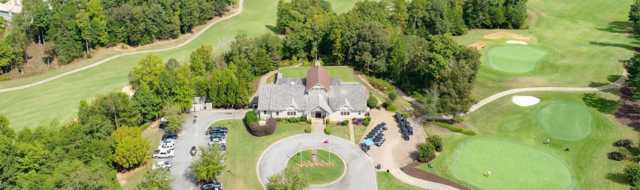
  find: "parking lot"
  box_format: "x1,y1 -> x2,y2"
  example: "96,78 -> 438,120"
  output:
167,110 -> 246,190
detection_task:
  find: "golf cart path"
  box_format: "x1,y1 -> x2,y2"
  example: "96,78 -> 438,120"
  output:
0,0 -> 245,94
257,134 -> 377,190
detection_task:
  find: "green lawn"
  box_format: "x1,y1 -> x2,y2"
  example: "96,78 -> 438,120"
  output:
485,44 -> 547,73
377,172 -> 425,190
455,0 -> 633,99
0,0 -> 360,130
421,92 -> 632,190
279,66 -> 357,82
215,120 -> 306,190
287,150 -> 345,184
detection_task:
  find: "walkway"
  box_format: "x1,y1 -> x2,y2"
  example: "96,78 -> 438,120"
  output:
170,109 -> 247,190
257,134 -> 377,190
0,0 -> 245,94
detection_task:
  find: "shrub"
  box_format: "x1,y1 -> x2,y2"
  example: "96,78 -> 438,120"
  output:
247,117 -> 277,137
367,76 -> 395,94
304,126 -> 311,133
280,116 -> 307,123
614,139 -> 634,148
323,127 -> 332,135
427,136 -> 443,152
417,143 -> 436,163
388,91 -> 398,101
244,111 -> 259,126
339,120 -> 349,126
363,116 -> 371,127
625,164 -> 640,186
608,151 -> 627,161
383,100 -> 398,112
367,95 -> 379,108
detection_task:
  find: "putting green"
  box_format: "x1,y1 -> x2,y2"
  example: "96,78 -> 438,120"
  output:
449,138 -> 574,190
535,101 -> 593,141
485,44 -> 547,73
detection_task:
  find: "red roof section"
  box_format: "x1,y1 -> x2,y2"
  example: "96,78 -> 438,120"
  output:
306,65 -> 331,91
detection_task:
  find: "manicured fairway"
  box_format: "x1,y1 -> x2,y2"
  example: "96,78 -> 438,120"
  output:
0,0 -> 359,130
287,150 -> 345,184
449,137 -> 574,190
485,44 -> 547,73
535,100 -> 593,141
279,66 -> 357,82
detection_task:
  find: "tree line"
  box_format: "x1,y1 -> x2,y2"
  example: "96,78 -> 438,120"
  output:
0,0 -> 234,74
276,0 -> 527,114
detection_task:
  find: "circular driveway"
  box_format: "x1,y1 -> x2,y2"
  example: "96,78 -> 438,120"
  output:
257,134 -> 377,190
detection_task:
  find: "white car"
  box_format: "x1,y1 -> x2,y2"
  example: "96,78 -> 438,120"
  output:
158,143 -> 175,151
153,160 -> 172,170
153,149 -> 175,159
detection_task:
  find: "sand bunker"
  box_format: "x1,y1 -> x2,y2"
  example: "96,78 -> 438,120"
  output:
468,41 -> 487,50
512,96 -> 540,107
484,31 -> 532,42
506,40 -> 528,45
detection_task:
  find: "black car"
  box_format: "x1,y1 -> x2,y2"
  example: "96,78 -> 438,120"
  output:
162,133 -> 177,140
201,181 -> 223,190
190,146 -> 197,156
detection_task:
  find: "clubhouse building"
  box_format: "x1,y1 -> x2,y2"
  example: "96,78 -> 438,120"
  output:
256,64 -> 369,122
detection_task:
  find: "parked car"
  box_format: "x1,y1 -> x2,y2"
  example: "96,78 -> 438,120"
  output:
153,149 -> 175,159
153,160 -> 172,170
201,181 -> 223,190
162,133 -> 177,140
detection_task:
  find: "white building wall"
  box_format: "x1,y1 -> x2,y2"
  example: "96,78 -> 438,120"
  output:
259,110 -> 303,119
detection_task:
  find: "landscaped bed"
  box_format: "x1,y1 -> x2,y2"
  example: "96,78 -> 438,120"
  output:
286,150 -> 345,184
421,93 -> 633,190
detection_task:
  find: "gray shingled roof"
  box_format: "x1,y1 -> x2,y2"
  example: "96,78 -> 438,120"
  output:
258,81 -> 368,113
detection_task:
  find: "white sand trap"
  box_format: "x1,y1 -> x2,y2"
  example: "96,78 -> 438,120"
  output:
512,96 -> 540,107
122,85 -> 135,97
506,40 -> 528,45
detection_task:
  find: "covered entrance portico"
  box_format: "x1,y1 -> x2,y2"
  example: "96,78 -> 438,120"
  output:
309,107 -> 328,119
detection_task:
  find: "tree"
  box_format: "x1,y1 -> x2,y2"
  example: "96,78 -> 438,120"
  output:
46,160 -> 119,190
190,45 -> 216,76
208,67 -> 249,108
112,127 -> 150,170
48,2 -> 84,64
136,169 -> 171,190
79,92 -> 142,130
162,104 -> 184,134
130,54 -> 165,89
157,62 -> 194,111
191,145 -> 226,182
627,54 -> 640,100
0,114 -> 14,138
417,143 -> 435,162
76,0 -> 109,53
427,135 -> 443,152
632,0 -> 640,34
133,83 -> 163,122
266,168 -> 308,190
625,164 -> 640,186
367,95 -> 379,108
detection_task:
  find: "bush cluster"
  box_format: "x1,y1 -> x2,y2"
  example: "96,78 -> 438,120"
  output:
417,143 -> 436,163
609,151 -> 627,161
244,111 -> 277,136
434,122 -> 476,136
427,135 -> 443,152
615,139 -> 634,148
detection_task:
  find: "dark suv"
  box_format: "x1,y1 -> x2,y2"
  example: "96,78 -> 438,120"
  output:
201,181 -> 222,190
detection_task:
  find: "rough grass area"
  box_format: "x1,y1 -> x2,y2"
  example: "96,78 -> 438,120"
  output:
287,150 -> 345,184
377,172 -> 424,190
279,66 -> 357,82
456,0 -> 633,99
422,93 -> 632,190
0,0 -> 359,130
216,119 -> 306,190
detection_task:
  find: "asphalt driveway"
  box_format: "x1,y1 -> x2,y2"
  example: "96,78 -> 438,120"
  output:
170,109 -> 247,190
257,134 -> 377,190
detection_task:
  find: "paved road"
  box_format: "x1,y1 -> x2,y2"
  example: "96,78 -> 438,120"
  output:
257,134 -> 377,190
170,110 -> 246,190
0,0 -> 245,94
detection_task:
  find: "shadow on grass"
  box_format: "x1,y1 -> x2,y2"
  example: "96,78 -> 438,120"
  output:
589,41 -> 640,52
583,93 -> 620,114
606,172 -> 628,185
597,21 -> 632,34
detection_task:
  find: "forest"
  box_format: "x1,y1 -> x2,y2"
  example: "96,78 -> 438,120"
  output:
0,0 -> 234,74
